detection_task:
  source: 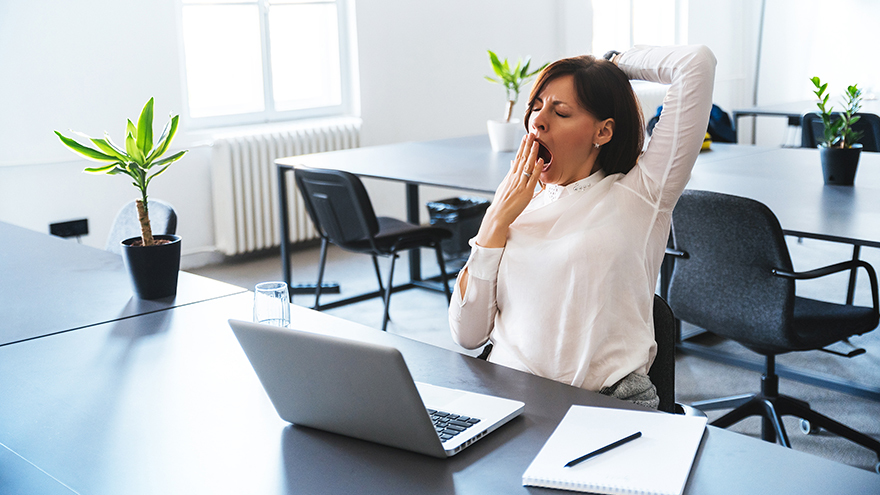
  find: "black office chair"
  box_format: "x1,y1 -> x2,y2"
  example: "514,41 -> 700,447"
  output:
649,294 -> 677,414
105,199 -> 177,255
294,167 -> 452,331
801,112 -> 880,151
667,189 -> 880,467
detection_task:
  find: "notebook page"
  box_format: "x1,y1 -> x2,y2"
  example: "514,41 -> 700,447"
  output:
522,405 -> 707,495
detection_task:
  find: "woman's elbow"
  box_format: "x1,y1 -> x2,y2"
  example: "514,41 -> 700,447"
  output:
449,313 -> 489,349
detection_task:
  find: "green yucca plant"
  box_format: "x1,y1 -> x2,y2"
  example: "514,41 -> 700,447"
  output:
55,97 -> 187,246
485,50 -> 547,123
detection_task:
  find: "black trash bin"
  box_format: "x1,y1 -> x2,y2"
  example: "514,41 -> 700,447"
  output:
426,197 -> 490,260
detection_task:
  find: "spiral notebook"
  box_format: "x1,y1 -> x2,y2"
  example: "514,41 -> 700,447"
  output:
522,405 -> 707,495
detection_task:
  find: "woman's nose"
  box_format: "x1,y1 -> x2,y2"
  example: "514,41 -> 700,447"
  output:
530,110 -> 547,132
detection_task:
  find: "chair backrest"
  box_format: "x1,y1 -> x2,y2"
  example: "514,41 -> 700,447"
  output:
801,112 -> 880,152
648,294 -> 676,414
105,199 -> 177,255
667,190 -> 797,354
294,168 -> 380,249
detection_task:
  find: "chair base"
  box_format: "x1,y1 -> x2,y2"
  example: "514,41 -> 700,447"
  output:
694,392 -> 880,460
311,238 -> 451,331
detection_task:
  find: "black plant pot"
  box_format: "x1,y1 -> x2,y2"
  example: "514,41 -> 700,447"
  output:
120,235 -> 181,299
820,145 -> 862,186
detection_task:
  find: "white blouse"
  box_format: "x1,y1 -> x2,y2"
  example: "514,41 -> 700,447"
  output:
449,45 -> 716,391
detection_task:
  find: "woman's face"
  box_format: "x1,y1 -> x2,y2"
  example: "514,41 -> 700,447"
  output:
527,74 -> 612,186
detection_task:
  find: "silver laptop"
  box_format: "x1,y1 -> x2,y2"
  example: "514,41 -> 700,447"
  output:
228,319 -> 524,458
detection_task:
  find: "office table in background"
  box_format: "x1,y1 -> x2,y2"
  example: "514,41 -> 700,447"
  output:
1,292 -> 878,494
0,221 -> 247,347
732,99 -> 880,144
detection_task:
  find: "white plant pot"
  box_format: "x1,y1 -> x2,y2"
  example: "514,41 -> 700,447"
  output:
487,119 -> 525,152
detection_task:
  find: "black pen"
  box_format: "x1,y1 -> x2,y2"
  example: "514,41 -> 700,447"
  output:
564,431 -> 642,468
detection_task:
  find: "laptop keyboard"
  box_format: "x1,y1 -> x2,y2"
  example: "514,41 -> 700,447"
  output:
427,409 -> 481,442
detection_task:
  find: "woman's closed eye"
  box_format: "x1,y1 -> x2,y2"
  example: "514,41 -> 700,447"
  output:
531,105 -> 568,118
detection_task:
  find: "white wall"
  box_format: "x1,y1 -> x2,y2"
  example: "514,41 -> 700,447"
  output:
732,0 -> 880,145
0,0 -> 571,265
6,0 -> 858,265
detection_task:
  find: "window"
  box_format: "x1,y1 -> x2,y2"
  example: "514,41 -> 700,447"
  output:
591,0 -> 688,56
180,0 -> 352,127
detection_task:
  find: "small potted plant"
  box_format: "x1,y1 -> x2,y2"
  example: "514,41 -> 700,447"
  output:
809,77 -> 863,185
485,50 -> 547,152
55,97 -> 188,299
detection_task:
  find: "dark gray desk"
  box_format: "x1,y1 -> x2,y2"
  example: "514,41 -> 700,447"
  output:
0,222 -> 247,346
1,444 -> 76,494
690,144 -> 880,248
0,292 -> 877,494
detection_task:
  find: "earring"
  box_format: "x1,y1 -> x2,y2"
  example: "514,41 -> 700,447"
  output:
594,143 -> 601,149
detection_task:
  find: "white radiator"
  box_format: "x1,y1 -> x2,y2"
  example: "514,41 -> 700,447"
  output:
211,121 -> 361,255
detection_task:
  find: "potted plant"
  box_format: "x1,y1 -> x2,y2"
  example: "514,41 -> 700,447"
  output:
485,50 -> 547,152
809,77 -> 863,185
55,97 -> 188,299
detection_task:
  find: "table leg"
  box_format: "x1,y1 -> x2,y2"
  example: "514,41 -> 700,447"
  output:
278,165 -> 293,292
406,183 -> 422,282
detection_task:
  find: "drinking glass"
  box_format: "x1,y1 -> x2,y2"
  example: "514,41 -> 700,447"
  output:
253,281 -> 291,327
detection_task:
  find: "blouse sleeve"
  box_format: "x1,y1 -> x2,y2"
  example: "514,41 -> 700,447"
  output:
616,45 -> 716,211
448,243 -> 503,349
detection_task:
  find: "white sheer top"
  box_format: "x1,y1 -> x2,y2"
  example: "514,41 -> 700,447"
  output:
449,45 -> 716,391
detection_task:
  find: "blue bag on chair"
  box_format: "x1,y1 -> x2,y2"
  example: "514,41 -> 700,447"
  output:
648,104 -> 737,143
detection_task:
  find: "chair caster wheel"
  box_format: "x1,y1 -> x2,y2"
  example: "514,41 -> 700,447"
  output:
799,419 -> 819,435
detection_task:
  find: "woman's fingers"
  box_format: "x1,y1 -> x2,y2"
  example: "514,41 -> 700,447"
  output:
514,134 -> 528,164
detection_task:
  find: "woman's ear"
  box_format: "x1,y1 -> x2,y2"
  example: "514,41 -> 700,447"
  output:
597,118 -> 615,145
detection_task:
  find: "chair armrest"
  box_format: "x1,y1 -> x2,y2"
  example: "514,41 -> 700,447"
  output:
664,247 -> 689,259
772,260 -> 879,313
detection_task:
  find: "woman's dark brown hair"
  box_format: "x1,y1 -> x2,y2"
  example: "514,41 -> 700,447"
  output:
523,55 -> 644,175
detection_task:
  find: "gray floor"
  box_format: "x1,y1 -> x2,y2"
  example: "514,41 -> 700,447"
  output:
189,237 -> 880,473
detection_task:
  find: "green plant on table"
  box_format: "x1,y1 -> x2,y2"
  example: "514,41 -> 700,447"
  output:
55,97 -> 187,246
485,50 -> 547,123
810,76 -> 864,148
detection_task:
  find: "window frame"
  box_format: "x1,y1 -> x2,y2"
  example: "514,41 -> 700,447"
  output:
176,0 -> 356,129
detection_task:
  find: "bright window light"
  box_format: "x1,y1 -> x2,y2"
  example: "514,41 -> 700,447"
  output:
592,0 -> 685,56
180,0 -> 349,125
269,2 -> 342,111
182,3 -> 265,118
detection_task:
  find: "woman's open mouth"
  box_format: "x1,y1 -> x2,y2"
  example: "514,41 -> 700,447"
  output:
537,141 -> 553,171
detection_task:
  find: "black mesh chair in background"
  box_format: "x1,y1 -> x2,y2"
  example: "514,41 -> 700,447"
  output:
667,190 -> 880,469
294,167 -> 452,331
801,112 -> 880,152
105,199 -> 177,255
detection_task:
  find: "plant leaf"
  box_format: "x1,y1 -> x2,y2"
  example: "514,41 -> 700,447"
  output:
147,114 -> 180,162
488,51 -> 505,77
149,149 -> 187,169
137,97 -> 154,157
125,129 -> 145,164
89,138 -> 128,161
84,161 -> 124,174
55,131 -> 118,162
